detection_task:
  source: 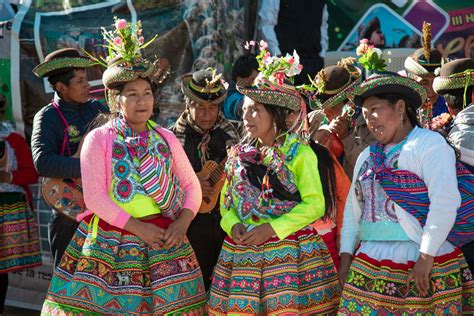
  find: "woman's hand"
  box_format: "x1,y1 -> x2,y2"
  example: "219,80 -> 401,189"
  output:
163,208 -> 194,249
240,223 -> 275,246
124,217 -> 166,251
231,223 -> 247,244
338,253 -> 353,287
407,252 -> 434,296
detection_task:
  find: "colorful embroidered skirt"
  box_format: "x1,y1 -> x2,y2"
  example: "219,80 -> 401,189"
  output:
42,214 -> 206,315
338,241 -> 474,315
0,192 -> 42,273
208,227 -> 341,315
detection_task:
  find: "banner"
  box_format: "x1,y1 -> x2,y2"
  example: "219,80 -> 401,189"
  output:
327,0 -> 473,60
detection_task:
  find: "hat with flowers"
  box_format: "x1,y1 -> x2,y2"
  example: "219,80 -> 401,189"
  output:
404,22 -> 446,78
88,18 -> 170,107
236,40 -> 304,111
302,57 -> 362,110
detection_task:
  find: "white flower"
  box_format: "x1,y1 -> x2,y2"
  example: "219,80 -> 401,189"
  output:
372,47 -> 383,57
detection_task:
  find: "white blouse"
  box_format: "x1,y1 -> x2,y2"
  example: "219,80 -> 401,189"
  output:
340,127 -> 461,257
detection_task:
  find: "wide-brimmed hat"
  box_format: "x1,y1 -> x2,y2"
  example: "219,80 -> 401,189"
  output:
33,48 -> 96,78
181,69 -> 227,104
95,18 -> 170,109
237,77 -> 302,111
433,58 -> 474,95
404,22 -> 445,78
310,58 -> 362,109
354,72 -> 427,109
102,56 -> 169,90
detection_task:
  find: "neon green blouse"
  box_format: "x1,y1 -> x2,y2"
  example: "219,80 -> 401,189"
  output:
220,134 -> 326,240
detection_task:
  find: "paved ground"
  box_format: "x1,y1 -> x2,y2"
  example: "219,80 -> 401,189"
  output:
3,306 -> 39,316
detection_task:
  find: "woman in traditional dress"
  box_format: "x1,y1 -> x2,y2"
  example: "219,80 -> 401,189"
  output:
0,94 -> 41,314
41,19 -> 207,315
208,48 -> 340,315
338,72 -> 474,315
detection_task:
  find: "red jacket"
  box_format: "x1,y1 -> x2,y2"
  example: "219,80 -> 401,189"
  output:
5,132 -> 39,206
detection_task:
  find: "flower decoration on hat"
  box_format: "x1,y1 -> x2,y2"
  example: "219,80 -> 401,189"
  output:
356,38 -> 388,73
86,17 -> 157,68
246,40 -> 303,86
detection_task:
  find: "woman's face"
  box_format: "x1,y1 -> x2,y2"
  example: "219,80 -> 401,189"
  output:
117,78 -> 154,130
242,97 -> 275,141
362,96 -> 404,144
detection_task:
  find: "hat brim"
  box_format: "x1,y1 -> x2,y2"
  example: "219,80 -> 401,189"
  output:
102,61 -> 156,90
181,74 -> 227,104
354,75 -> 427,109
404,56 -> 441,78
33,57 -> 97,78
314,68 -> 363,110
433,72 -> 474,95
237,78 -> 302,111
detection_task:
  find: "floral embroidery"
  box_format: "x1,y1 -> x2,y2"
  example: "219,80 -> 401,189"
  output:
347,301 -> 357,312
222,133 -> 301,221
353,274 -> 365,287
374,279 -> 386,293
385,282 -> 396,295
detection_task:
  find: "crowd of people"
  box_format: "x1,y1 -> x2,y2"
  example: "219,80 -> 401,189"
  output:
0,13 -> 473,316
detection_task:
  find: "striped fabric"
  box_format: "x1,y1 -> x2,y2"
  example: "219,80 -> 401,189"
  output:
208,227 -> 341,315
0,193 -> 42,273
338,249 -> 474,315
138,149 -> 184,218
114,117 -> 184,220
42,214 -> 207,315
369,143 -> 474,247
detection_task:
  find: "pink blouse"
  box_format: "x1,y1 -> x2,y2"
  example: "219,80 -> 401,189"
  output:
77,122 -> 202,228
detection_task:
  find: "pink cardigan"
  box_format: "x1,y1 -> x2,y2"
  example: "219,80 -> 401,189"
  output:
77,122 -> 202,228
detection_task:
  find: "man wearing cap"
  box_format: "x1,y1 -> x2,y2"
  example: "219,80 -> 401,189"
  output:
404,22 -> 448,127
170,68 -> 240,290
31,48 -> 107,267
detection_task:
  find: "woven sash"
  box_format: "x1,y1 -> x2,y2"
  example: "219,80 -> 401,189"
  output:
369,142 -> 474,247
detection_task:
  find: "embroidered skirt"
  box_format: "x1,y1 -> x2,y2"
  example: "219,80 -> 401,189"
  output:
0,192 -> 42,273
42,214 -> 206,315
208,227 -> 341,315
338,240 -> 474,315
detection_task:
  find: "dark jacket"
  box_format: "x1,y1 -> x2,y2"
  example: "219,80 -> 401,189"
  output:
31,94 -> 106,179
169,124 -> 232,172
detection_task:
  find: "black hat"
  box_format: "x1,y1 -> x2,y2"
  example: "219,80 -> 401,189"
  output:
181,69 -> 227,104
33,48 -> 96,78
433,58 -> 474,95
310,58 -> 362,109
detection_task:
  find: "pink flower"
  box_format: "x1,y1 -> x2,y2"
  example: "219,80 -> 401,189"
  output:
259,40 -> 268,50
262,51 -> 271,64
139,36 -> 145,44
115,19 -> 127,30
274,72 -> 285,85
297,64 -> 303,70
288,57 -> 295,64
360,38 -> 369,44
113,37 -> 122,46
